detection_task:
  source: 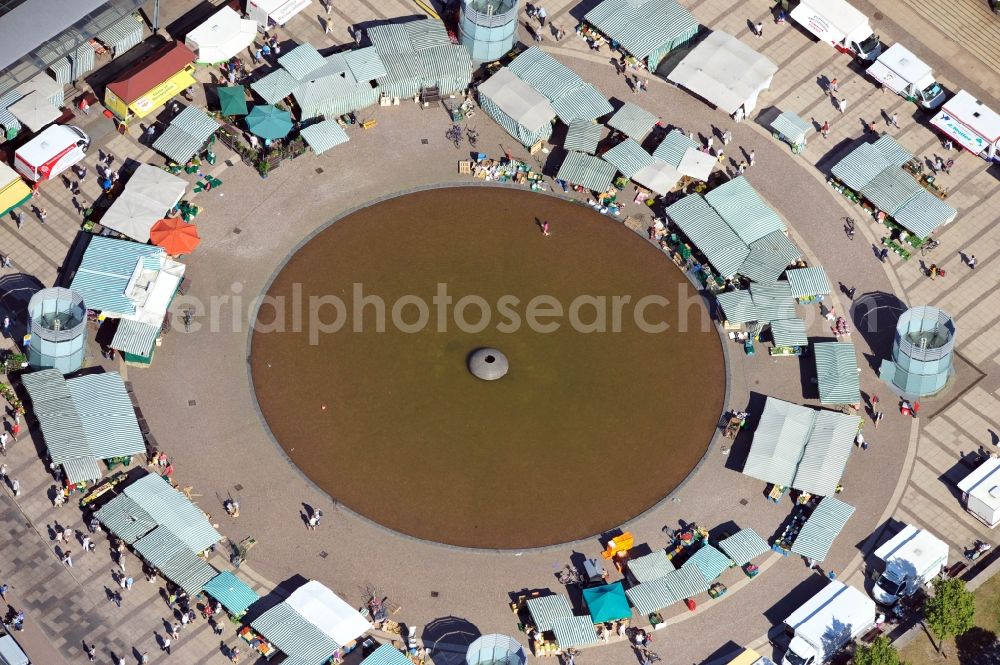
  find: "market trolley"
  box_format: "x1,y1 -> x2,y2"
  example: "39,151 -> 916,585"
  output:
770,111 -> 812,154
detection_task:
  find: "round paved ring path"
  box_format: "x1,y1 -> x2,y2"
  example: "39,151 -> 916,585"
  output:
129,53 -> 910,664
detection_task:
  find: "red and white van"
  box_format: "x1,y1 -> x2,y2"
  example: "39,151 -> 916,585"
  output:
14,124 -> 90,182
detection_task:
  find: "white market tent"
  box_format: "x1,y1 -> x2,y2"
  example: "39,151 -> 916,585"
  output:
185,6 -> 257,64
8,91 -> 60,132
101,164 -> 187,242
668,31 -> 777,115
285,581 -> 371,647
478,67 -> 556,147
678,147 -> 716,180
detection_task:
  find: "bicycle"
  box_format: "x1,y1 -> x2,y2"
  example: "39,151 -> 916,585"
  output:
181,308 -> 194,332
921,239 -> 941,256
466,127 -> 479,148
844,216 -> 855,240
445,124 -> 463,149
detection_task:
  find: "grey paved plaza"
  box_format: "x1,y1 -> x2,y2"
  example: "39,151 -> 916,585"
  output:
1,0 -> 999,664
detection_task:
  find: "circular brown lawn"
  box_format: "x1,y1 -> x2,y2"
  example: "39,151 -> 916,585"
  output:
250,186 -> 725,548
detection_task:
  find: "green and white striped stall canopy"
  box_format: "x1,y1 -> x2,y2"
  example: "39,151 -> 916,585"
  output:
893,190 -> 957,239
602,138 -> 654,178
704,176 -> 786,245
814,341 -> 861,405
300,120 -> 350,156
793,409 -> 861,497
715,289 -> 756,325
607,102 -> 659,140
871,134 -> 913,167
202,571 -> 259,617
96,494 -> 157,544
770,111 -> 812,144
652,129 -> 699,166
718,528 -> 769,566
97,13 -> 144,57
830,143 -> 894,190
742,397 -> 815,488
251,68 -> 299,104
564,120 -> 603,154
551,616 -> 600,648
124,473 -> 222,554
111,318 -> 161,357
661,565 -> 710,600
61,456 -> 104,485
278,44 -> 327,80
585,0 -> 698,66
627,549 -> 676,584
785,267 -> 831,298
153,105 -> 221,164
133,526 -> 217,595
790,497 -> 856,562
360,644 -> 412,665
556,151 -> 617,192
465,634 -> 527,665
70,236 -> 167,315
860,168 -> 922,216
665,194 -> 749,278
769,318 -> 808,348
748,281 -> 796,323
681,544 -> 733,582
526,594 -> 574,632
67,372 -> 146,461
21,369 -> 87,465
740,231 -> 802,283
625,577 -> 674,614
508,47 -> 612,123
252,602 -> 341,663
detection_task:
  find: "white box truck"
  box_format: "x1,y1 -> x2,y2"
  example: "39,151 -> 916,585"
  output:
782,581 -> 876,665
866,43 -> 946,109
790,0 -> 883,61
13,124 -> 90,182
871,524 -> 948,605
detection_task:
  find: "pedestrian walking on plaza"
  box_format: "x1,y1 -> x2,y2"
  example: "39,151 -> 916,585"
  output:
162,636 -> 171,655
722,129 -> 732,145
62,551 -> 73,567
829,78 -> 838,94
869,120 -> 877,134
146,125 -> 155,141
12,211 -> 23,230
117,655 -> 126,665
81,534 -> 91,552
63,527 -> 72,543
171,623 -> 180,640
88,516 -> 99,533
85,642 -> 96,661
77,165 -> 87,181
125,576 -> 134,590
748,150 -> 755,167
716,149 -> 725,164
537,7 -> 547,26
706,136 -> 713,152
847,285 -> 856,299
37,207 -> 46,223
967,254 -> 977,269
0,583 -> 8,601
874,411 -> 884,428
325,19 -> 333,35
69,180 -> 80,195
755,21 -> 763,38
181,612 -> 190,628
55,526 -> 64,543
738,161 -> 747,175
0,463 -> 7,483
10,478 -> 18,496
944,138 -> 954,151
542,221 -> 550,237
105,153 -> 115,168
890,112 -> 900,128
325,0 -> 331,14
838,97 -> 847,114
820,120 -> 830,138
933,156 -> 944,174
879,247 -> 889,262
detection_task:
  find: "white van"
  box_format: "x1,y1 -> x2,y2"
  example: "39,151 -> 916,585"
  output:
14,124 -> 90,183
870,524 -> 948,605
790,0 -> 883,61
782,581 -> 876,665
866,44 -> 946,109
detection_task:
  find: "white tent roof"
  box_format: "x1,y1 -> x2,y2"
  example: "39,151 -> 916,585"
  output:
8,91 -> 60,132
185,6 -> 257,64
479,67 -> 556,133
633,161 -> 681,195
668,31 -> 778,114
101,164 -> 187,242
678,147 -> 716,180
285,581 -> 371,647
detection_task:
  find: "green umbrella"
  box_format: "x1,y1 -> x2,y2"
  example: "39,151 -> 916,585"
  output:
217,86 -> 248,116
246,104 -> 292,140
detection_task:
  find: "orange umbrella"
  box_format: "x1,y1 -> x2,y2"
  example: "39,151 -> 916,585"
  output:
150,218 -> 201,255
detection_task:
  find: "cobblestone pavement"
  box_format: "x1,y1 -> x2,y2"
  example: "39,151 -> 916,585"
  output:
0,1 -> 998,664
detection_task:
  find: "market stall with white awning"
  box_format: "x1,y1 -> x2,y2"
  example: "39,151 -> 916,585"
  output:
247,0 -> 311,29
101,164 -> 187,242
185,6 -> 257,64
930,89 -> 1000,162
678,147 -> 716,180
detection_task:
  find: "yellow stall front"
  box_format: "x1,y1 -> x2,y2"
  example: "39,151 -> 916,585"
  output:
104,41 -> 197,123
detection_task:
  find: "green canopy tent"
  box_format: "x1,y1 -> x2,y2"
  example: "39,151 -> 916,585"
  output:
581,582 -> 631,623
217,86 -> 248,116
246,104 -> 292,140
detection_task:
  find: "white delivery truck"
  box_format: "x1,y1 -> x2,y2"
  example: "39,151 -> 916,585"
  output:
866,43 -> 946,109
782,581 -> 876,665
13,124 -> 90,182
931,90 -> 1000,164
870,524 -> 948,605
790,0 -> 883,61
